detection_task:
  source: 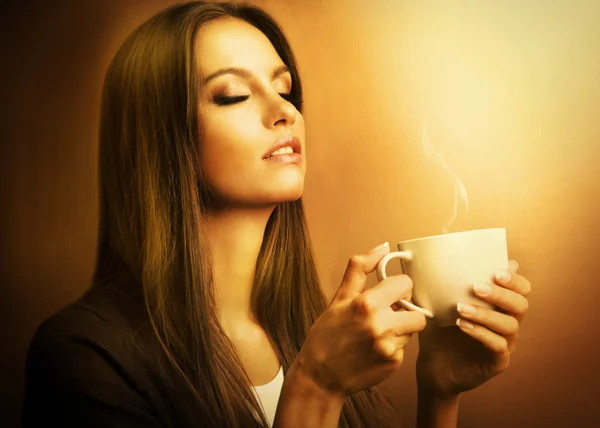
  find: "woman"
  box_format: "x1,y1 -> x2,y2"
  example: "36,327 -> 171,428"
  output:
22,2 -> 531,427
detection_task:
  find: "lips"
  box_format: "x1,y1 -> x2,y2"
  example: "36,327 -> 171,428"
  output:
262,136 -> 302,159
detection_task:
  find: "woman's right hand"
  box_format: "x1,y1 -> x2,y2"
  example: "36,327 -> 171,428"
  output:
294,242 -> 427,399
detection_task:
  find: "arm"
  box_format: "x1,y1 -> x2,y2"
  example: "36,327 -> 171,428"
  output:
273,356 -> 345,428
414,262 -> 531,428
416,388 -> 460,428
273,242 -> 427,427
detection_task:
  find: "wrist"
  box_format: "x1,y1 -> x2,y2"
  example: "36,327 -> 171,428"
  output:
286,354 -> 346,408
415,360 -> 461,402
273,359 -> 345,428
416,386 -> 460,428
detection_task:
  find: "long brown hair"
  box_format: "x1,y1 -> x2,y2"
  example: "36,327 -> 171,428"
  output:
94,1 -> 397,426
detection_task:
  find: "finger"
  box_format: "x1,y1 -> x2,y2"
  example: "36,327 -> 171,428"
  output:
493,268 -> 532,297
396,333 -> 412,348
391,289 -> 413,311
456,302 -> 519,336
456,319 -> 511,365
507,260 -> 519,274
375,335 -> 409,364
391,299 -> 413,311
383,309 -> 427,336
473,282 -> 529,316
362,274 -> 413,308
384,331 -> 412,349
334,242 -> 390,301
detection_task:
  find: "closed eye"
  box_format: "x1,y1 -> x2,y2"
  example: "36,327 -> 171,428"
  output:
213,95 -> 249,106
214,93 -> 296,106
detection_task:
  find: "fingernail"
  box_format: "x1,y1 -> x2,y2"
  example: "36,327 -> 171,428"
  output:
474,282 -> 492,296
457,302 -> 476,315
508,260 -> 519,271
370,242 -> 389,254
456,318 -> 474,330
495,269 -> 512,283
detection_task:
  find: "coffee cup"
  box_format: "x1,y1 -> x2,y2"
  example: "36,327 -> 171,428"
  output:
376,228 -> 509,327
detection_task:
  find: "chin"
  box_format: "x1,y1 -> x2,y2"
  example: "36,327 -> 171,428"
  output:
269,185 -> 304,204
213,171 -> 306,207
216,185 -> 304,208
275,190 -> 304,203
260,170 -> 304,202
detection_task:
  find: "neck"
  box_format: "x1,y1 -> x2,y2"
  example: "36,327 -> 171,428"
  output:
205,205 -> 276,331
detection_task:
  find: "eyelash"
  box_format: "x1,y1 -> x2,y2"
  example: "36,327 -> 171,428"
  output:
214,93 -> 294,106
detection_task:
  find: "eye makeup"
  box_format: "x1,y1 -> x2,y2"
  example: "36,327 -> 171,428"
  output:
208,73 -> 293,106
213,93 -> 293,106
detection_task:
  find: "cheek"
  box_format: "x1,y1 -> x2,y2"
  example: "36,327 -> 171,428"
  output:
198,114 -> 259,188
197,108 -> 307,204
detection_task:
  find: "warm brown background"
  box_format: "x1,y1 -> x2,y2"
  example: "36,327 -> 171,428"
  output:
2,0 -> 599,427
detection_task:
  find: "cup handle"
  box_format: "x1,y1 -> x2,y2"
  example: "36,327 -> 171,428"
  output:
376,251 -> 434,319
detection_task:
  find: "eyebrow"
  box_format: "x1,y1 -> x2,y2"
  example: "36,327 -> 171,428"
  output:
202,65 -> 290,84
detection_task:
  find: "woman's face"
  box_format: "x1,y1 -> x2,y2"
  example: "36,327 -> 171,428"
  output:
195,18 -> 306,208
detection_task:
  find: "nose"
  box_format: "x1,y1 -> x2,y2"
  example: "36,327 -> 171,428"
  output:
264,92 -> 297,129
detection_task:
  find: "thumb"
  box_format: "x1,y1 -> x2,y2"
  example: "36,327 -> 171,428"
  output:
334,242 -> 390,301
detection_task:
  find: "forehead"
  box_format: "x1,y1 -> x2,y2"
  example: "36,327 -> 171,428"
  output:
194,17 -> 284,77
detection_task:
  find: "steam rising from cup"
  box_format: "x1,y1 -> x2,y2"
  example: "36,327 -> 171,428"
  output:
421,122 -> 470,233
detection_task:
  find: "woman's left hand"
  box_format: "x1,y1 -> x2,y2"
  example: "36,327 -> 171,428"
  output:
415,260 -> 531,398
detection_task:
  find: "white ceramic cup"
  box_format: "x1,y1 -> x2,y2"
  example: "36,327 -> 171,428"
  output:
376,228 -> 509,327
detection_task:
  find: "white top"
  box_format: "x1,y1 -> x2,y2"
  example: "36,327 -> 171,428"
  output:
252,366 -> 284,426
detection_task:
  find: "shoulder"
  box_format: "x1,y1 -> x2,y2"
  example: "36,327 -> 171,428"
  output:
22,280 -> 162,427
27,279 -> 146,376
